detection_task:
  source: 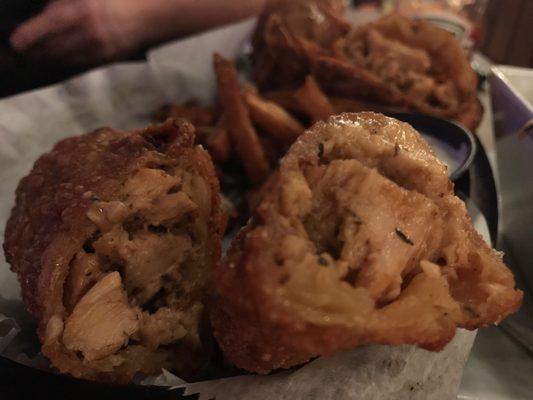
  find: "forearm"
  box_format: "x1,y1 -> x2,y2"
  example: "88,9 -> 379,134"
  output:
137,0 -> 267,46
9,0 -> 267,65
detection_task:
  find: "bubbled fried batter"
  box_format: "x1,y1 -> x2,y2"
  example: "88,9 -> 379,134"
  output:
211,112 -> 522,374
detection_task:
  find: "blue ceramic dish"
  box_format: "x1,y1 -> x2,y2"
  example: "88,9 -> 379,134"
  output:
387,112 -> 477,182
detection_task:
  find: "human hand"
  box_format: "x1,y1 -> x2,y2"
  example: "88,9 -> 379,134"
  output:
10,0 -> 148,65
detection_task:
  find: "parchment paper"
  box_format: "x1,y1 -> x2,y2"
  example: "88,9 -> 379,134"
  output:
0,17 -> 482,400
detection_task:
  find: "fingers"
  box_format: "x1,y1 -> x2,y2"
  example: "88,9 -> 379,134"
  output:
10,0 -> 120,66
63,46 -> 114,66
24,29 -> 117,66
23,28 -> 93,63
10,1 -> 82,52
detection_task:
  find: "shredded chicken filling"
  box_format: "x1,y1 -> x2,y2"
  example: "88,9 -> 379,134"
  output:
344,29 -> 459,113
279,158 -> 444,310
61,167 -> 210,368
268,118 -> 509,332
270,158 -> 461,332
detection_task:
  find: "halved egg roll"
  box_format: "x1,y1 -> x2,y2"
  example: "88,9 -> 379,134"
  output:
4,119 -> 223,382
211,112 -> 522,374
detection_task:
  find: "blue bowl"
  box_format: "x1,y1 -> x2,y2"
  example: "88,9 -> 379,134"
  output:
386,112 -> 477,181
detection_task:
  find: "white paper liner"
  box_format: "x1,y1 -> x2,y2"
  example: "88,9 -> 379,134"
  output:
148,18 -> 256,104
0,17 -> 487,399
174,329 -> 475,400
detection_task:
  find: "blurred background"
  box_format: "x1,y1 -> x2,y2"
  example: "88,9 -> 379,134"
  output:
1,0 -> 532,98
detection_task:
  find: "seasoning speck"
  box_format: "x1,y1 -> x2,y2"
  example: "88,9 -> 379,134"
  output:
395,228 -> 414,245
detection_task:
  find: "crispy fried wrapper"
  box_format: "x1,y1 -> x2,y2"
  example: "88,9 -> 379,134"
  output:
211,112 -> 521,374
3,119 -> 223,383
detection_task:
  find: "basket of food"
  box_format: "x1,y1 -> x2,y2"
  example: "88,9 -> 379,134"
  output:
0,2 -> 522,399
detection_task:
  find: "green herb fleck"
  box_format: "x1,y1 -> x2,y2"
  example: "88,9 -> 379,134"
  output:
395,228 -> 414,245
318,256 -> 328,266
318,142 -> 324,158
394,142 -> 400,156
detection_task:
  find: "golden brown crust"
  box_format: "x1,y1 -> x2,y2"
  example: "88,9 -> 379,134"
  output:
4,119 -> 223,382
211,112 -> 521,374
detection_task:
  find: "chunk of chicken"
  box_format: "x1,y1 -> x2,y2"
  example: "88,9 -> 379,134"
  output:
365,29 -> 431,81
63,250 -> 104,313
93,229 -> 192,305
90,167 -> 199,305
139,302 -> 203,350
70,163 -> 216,370
124,168 -> 198,225
139,307 -> 188,350
63,272 -> 139,361
302,159 -> 443,302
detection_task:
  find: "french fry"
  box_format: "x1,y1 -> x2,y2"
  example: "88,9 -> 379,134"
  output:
213,54 -> 270,185
259,135 -> 284,166
243,89 -> 304,142
155,103 -> 217,126
261,90 -> 306,114
196,126 -> 232,163
293,75 -> 335,123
